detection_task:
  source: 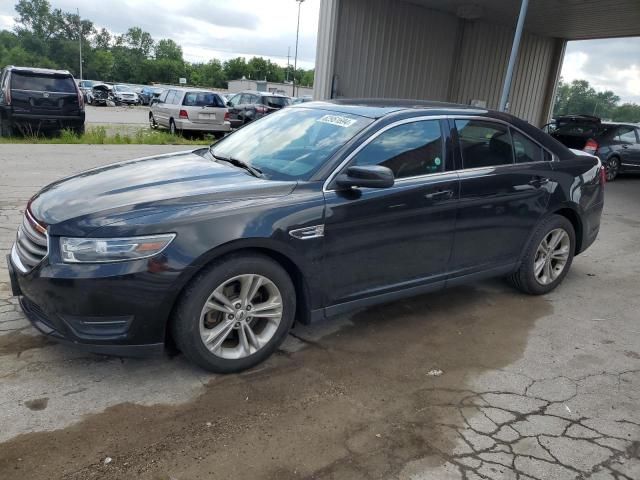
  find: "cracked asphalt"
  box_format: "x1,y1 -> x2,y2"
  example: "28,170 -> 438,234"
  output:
0,144 -> 639,480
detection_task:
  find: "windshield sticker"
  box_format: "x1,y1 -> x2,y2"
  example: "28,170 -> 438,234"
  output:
318,115 -> 356,128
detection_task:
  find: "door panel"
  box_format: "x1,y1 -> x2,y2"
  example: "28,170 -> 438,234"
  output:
323,173 -> 459,304
452,162 -> 552,273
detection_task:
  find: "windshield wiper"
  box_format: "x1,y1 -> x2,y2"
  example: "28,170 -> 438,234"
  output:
211,152 -> 264,178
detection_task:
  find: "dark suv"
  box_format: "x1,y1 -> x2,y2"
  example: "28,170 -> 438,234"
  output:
544,115 -> 640,181
226,90 -> 291,128
0,66 -> 85,136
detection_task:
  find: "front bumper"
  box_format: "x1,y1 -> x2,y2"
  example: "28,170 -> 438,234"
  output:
7,247 -> 189,357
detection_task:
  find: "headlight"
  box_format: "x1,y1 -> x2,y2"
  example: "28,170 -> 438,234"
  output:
60,234 -> 176,263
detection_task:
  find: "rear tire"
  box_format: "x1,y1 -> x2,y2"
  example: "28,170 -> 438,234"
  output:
73,124 -> 85,136
171,254 -> 296,373
508,214 -> 575,295
606,157 -> 620,181
169,119 -> 178,136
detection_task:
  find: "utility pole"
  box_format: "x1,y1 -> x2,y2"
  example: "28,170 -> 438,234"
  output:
293,0 -> 305,98
286,46 -> 291,83
77,8 -> 83,80
499,0 -> 529,111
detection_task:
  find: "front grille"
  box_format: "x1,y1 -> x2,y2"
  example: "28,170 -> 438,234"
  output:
14,209 -> 48,270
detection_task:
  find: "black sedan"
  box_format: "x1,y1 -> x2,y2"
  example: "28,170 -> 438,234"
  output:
8,100 -> 605,373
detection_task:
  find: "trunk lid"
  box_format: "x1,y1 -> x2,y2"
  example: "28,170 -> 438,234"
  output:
10,72 -> 80,116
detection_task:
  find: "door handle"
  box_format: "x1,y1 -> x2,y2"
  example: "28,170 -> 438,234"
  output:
529,177 -> 550,187
425,189 -> 454,200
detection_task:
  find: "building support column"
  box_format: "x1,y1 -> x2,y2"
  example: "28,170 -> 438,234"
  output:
499,0 -> 529,111
313,0 -> 341,100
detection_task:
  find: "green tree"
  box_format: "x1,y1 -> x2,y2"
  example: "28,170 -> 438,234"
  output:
611,103 -> 640,123
14,0 -> 54,39
155,39 -> 183,62
224,57 -> 248,81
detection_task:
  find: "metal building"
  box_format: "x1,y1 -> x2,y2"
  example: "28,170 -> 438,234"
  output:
313,0 -> 640,126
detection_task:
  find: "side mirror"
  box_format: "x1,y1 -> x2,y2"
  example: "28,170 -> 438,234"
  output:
336,165 -> 394,189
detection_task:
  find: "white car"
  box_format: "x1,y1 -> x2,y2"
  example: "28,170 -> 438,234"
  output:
113,85 -> 140,105
149,88 -> 231,137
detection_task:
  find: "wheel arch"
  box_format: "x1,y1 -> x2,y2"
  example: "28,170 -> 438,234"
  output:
549,206 -> 584,255
165,241 -> 314,347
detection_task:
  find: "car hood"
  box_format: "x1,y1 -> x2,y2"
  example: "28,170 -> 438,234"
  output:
30,149 -> 296,228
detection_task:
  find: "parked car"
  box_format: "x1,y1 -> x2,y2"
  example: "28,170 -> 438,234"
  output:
543,115 -> 640,181
112,84 -> 140,105
292,95 -> 313,104
77,79 -> 96,103
7,100 -> 604,373
90,83 -> 114,106
226,90 -> 291,128
0,65 -> 85,136
139,86 -> 163,105
149,87 -> 230,137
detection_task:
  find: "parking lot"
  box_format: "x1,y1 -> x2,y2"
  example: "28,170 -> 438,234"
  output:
0,144 -> 639,480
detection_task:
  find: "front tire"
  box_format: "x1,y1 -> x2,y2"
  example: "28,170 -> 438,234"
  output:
169,119 -> 178,135
149,113 -> 158,129
172,254 -> 296,373
0,118 -> 14,137
508,215 -> 575,295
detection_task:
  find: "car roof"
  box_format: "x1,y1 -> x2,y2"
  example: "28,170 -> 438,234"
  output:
293,98 -> 488,119
6,65 -> 73,76
602,122 -> 639,128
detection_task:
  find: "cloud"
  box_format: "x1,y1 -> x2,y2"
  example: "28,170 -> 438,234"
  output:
561,38 -> 640,104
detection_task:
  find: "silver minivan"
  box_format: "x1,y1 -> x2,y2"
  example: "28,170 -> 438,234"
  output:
149,88 -> 230,137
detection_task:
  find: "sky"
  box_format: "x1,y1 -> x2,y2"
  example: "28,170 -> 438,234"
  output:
0,1 -> 638,103
562,38 -> 640,104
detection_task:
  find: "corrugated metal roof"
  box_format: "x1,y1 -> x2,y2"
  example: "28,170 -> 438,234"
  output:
405,0 -> 640,40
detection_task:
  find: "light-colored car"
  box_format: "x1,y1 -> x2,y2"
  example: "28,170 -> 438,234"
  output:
149,88 -> 231,137
113,84 -> 140,105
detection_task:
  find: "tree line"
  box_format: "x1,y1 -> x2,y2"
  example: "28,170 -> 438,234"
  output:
0,0 -> 315,89
553,79 -> 640,123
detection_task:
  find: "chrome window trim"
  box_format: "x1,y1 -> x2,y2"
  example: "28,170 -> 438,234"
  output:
323,115 -> 449,193
323,114 -> 558,193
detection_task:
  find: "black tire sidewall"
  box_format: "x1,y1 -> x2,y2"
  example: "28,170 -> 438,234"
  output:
607,157 -> 619,181
172,254 -> 296,373
518,215 -> 576,295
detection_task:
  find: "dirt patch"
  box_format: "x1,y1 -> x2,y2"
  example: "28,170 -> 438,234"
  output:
0,284 -> 551,480
0,331 -> 55,357
23,398 -> 49,411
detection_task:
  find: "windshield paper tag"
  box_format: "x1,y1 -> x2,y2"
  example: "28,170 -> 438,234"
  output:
318,115 -> 356,128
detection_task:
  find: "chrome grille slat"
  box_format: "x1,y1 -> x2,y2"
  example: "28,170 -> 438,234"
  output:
22,215 -> 47,246
13,210 -> 48,271
17,228 -> 47,256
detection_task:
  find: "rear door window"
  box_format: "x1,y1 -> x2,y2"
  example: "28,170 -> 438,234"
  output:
350,120 -> 444,179
615,126 -> 639,143
511,129 -> 546,163
11,73 -> 77,93
456,120 -> 514,168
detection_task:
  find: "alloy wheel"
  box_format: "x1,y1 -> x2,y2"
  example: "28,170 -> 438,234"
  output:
606,159 -> 619,181
533,228 -> 571,285
198,274 -> 283,359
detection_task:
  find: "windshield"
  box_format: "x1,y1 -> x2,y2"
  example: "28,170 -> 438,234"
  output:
115,85 -> 133,92
12,73 -> 77,93
183,91 -> 223,107
212,107 -> 372,181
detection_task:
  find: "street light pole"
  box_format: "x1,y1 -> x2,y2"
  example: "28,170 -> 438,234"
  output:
292,0 -> 305,98
77,8 -> 83,81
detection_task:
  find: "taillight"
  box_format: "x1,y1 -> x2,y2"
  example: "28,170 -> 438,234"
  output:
179,109 -> 189,119
599,165 -> 607,185
255,105 -> 268,114
4,82 -> 11,105
584,138 -> 598,155
224,111 -> 230,122
76,87 -> 84,110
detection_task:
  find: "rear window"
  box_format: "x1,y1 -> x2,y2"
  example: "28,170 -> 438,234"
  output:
262,96 -> 291,108
183,91 -> 224,107
11,73 -> 76,93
